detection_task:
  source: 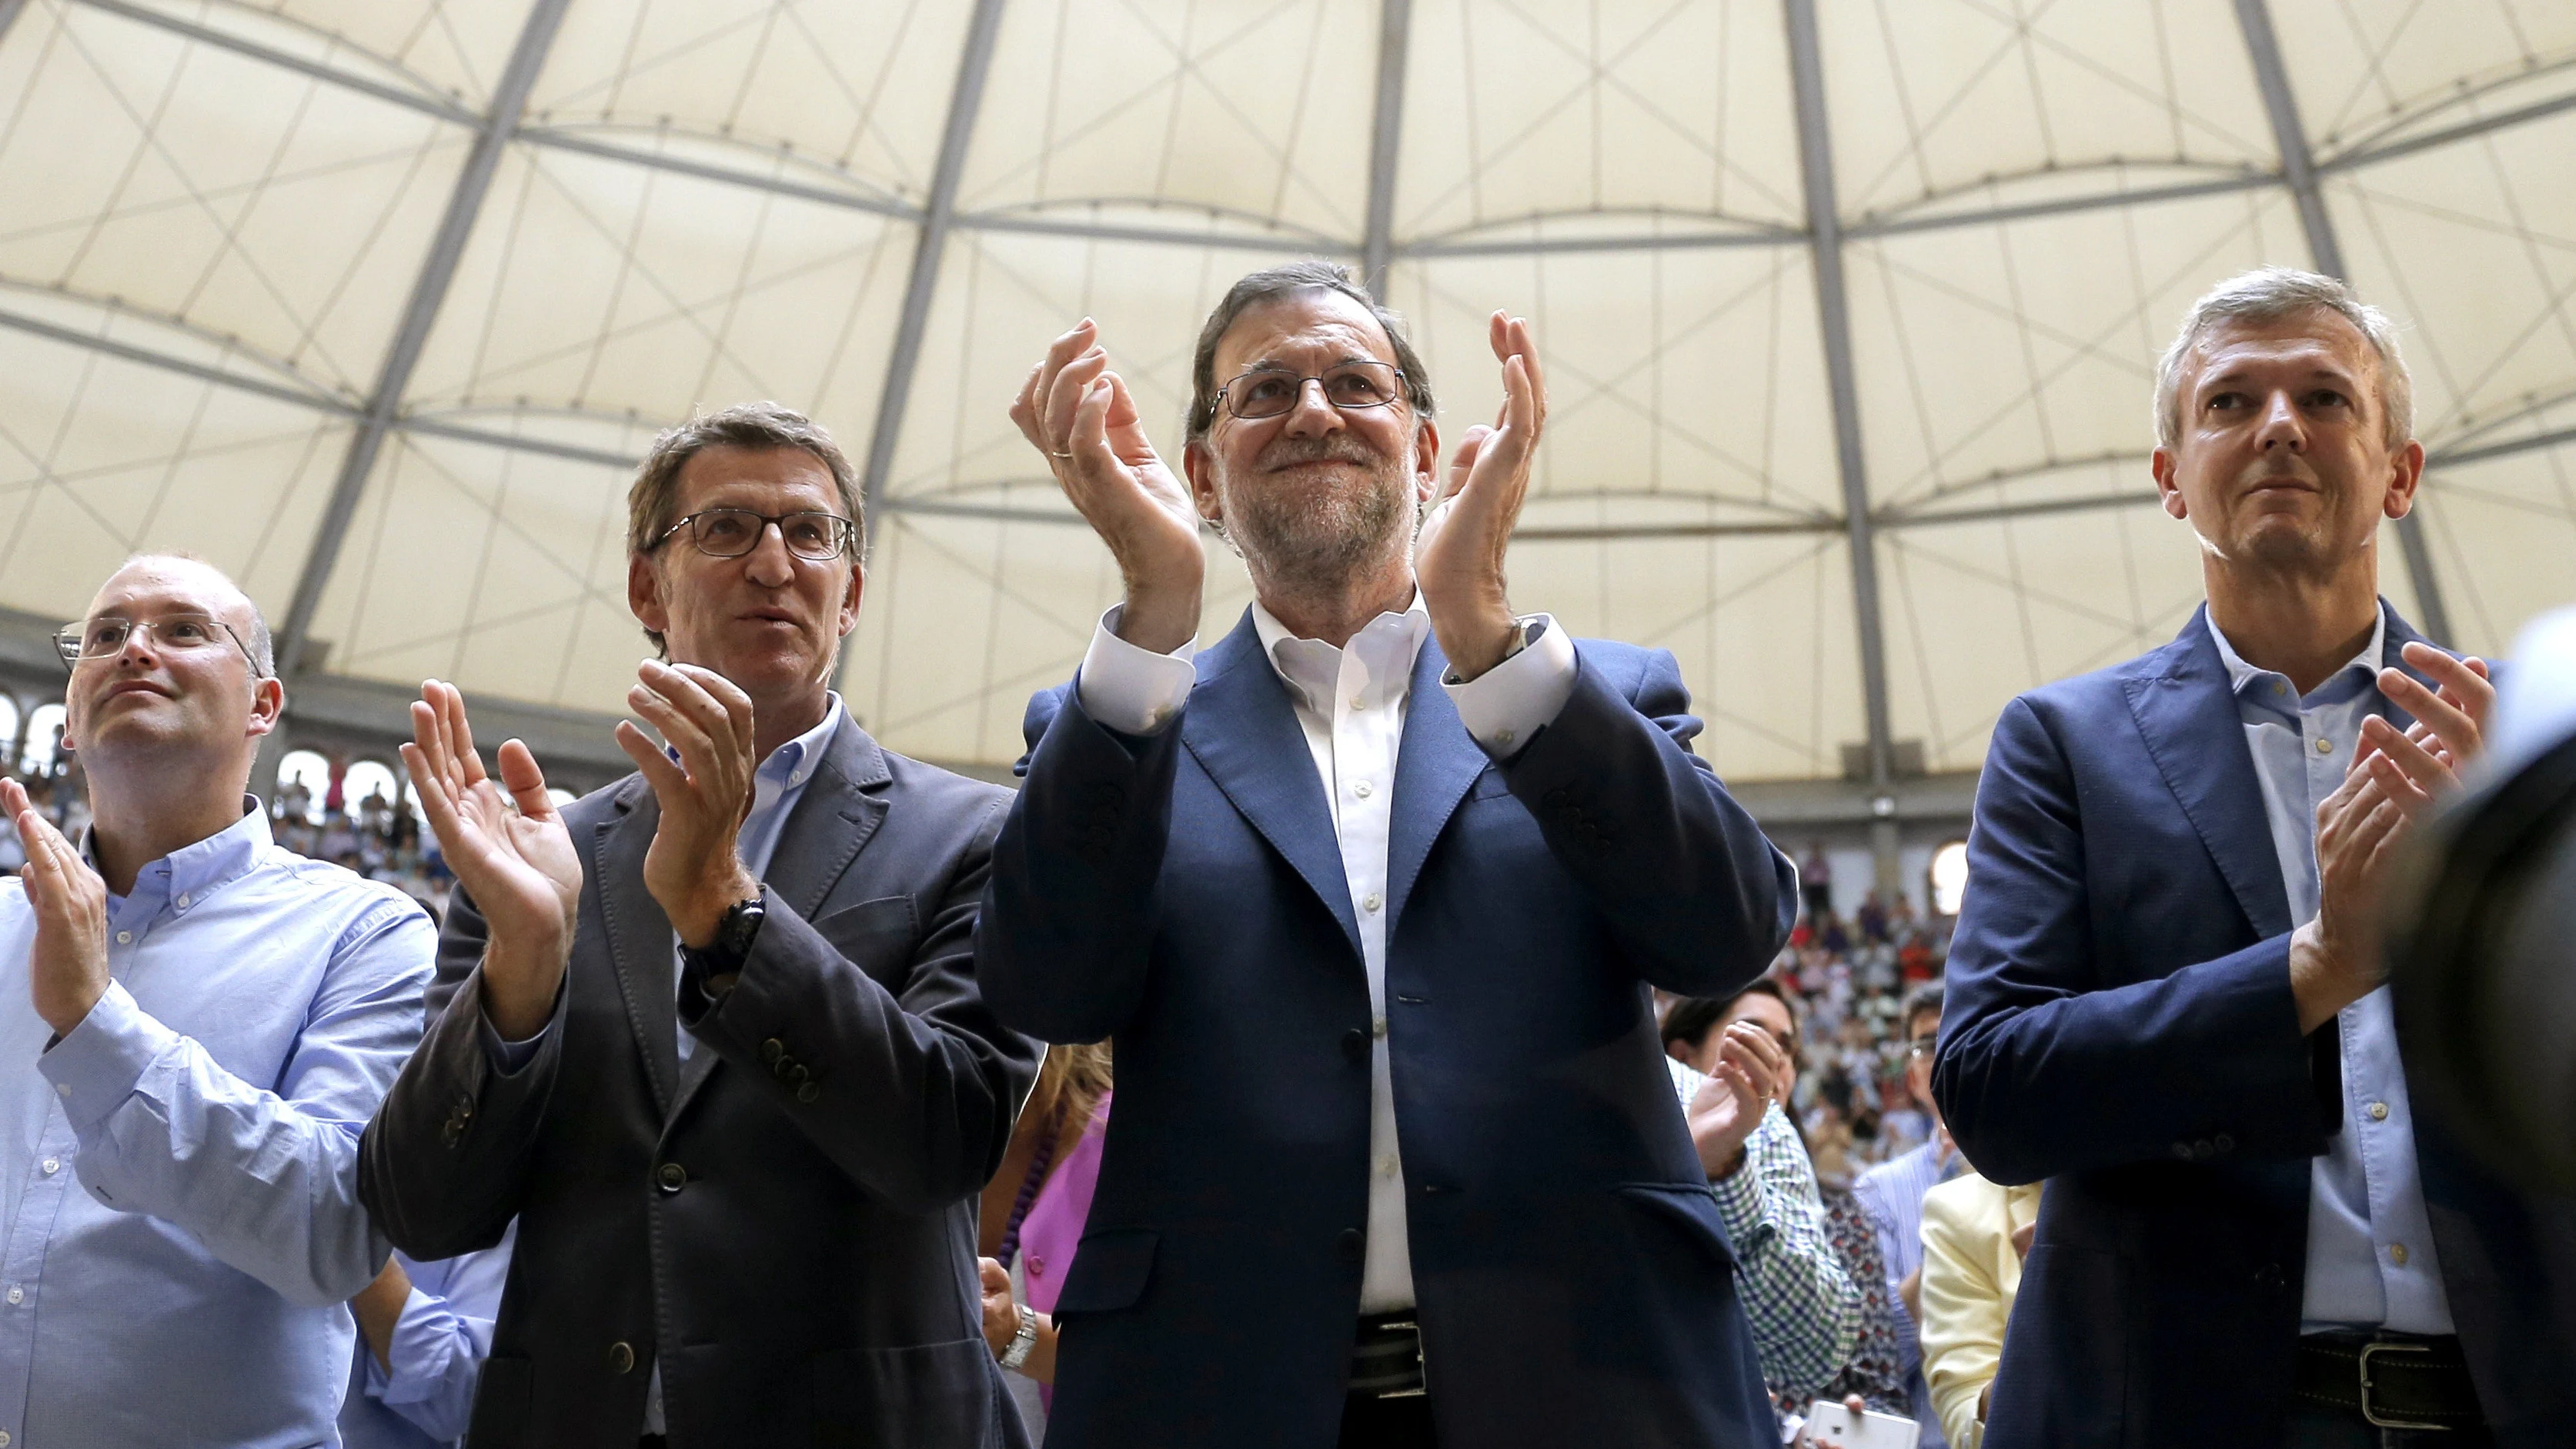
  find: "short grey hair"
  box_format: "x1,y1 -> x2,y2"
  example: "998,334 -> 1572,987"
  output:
2153,266 -> 2413,452
1186,261 -> 1437,442
626,402 -> 864,653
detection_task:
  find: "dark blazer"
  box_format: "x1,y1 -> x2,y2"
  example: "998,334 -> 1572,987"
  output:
977,611 -> 1799,1449
359,716 -> 1042,1449
1934,602 -> 2576,1449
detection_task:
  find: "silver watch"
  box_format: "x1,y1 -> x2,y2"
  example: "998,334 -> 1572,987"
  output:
998,1308 -> 1040,1371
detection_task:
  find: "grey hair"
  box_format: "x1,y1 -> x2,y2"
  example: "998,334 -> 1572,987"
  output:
1185,261 -> 1437,442
2153,266 -> 2413,452
626,402 -> 864,655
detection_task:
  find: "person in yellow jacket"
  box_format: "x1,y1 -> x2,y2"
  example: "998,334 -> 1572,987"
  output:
1916,1174 -> 2043,1449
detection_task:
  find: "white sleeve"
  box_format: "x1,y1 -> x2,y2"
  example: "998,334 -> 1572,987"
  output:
1443,614 -> 1578,756
1074,604 -> 1199,736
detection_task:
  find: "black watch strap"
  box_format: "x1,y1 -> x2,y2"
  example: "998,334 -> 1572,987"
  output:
686,895 -> 767,976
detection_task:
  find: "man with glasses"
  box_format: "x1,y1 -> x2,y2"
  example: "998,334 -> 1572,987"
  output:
980,262 -> 1796,1448
360,403 -> 1040,1447
1853,982 -> 1965,1447
0,554 -> 433,1447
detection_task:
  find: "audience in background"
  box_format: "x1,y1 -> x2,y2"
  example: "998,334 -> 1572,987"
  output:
978,1043 -> 1116,1439
1853,983 -> 1966,1444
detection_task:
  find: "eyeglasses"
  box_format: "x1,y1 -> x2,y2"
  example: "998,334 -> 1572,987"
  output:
652,508 -> 855,563
1906,1037 -> 1939,1059
56,615 -> 262,675
1217,361 -> 1408,422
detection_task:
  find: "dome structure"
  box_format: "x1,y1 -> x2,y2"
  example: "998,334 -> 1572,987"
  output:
2,0 -> 2571,811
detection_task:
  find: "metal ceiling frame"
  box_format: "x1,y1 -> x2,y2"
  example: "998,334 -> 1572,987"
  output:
2234,0 -> 2453,644
1360,0 -> 1412,297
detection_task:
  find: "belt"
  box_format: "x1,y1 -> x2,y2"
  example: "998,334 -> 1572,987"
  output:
2294,1331 -> 2484,1431
1349,1310 -> 1426,1399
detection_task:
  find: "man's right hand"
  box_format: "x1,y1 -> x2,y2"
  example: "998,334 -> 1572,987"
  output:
2289,763 -> 2408,1033
401,679 -> 582,1041
1010,319 -> 1204,653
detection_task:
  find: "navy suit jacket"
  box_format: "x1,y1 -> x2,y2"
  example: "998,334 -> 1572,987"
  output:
977,610 -> 1799,1449
1935,602 -> 2576,1448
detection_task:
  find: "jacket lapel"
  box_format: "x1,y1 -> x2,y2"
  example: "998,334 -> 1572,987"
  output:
1182,609 -> 1362,961
1385,633 -> 1486,936
2123,604 -> 2294,940
593,779 -> 679,1118
670,713 -> 893,1118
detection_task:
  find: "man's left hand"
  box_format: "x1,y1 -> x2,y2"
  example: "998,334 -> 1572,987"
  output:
613,659 -> 760,948
1416,311 -> 1547,680
2358,645 -> 2494,818
1686,1021 -> 1790,1180
5,779 -> 111,1037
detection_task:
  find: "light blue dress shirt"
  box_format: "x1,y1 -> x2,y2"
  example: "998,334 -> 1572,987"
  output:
2203,606 -> 2455,1334
0,802 -> 434,1448
340,1224 -> 516,1449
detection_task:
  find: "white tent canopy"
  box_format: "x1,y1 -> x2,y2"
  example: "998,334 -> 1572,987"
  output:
2,0 -> 2571,783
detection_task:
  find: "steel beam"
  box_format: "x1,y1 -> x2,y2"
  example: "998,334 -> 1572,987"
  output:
62,0 -> 476,124
0,0 -> 32,42
1783,0 -> 1896,803
854,0 -> 1009,553
272,0 -> 573,679
519,125 -> 919,220
2431,421 -> 2576,470
0,299 -> 350,413
2234,0 -> 2453,642
1360,0 -> 1412,295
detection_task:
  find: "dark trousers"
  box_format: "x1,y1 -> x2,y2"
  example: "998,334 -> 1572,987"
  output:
2284,1401 -> 2493,1448
1338,1390 -> 1434,1449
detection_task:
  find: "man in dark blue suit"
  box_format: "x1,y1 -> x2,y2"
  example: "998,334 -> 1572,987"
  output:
978,262 -> 1798,1448
1936,267 -> 2576,1448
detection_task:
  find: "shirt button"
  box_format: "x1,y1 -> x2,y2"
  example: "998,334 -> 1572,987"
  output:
1378,1154 -> 1399,1177
2369,1101 -> 2390,1121
1372,1016 -> 1388,1039
1495,730 -> 1515,747
2315,738 -> 2334,755
1353,780 -> 1373,799
790,770 -> 804,783
1362,893 -> 1382,913
55,1083 -> 70,1098
1027,1253 -> 1046,1276
40,1159 -> 58,1176
116,931 -> 132,945
5,1286 -> 20,1304
2274,680 -> 2288,695
2,1425 -> 15,1444
2390,1243 -> 2410,1266
176,892 -> 190,907
1350,696 -> 1368,711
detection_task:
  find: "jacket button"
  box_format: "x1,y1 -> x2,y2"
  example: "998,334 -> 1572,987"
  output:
609,1340 -> 635,1374
657,1162 -> 687,1194
1342,1028 -> 1368,1061
2171,1143 -> 2193,1160
2255,1263 -> 2284,1289
1338,1227 -> 1365,1261
2213,1133 -> 2234,1154
760,1038 -> 785,1066
795,1080 -> 820,1104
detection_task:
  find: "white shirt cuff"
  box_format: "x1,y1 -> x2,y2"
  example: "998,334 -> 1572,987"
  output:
1445,614 -> 1576,755
1075,604 -> 1198,736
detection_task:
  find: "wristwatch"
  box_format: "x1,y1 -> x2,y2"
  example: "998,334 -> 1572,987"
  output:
683,896 -> 767,980
999,1308 -> 1040,1371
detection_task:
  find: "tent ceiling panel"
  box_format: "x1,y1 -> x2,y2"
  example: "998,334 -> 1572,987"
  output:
253,0 -> 530,109
0,1 -> 473,396
1818,0 -> 2275,225
1396,0 -> 1805,242
954,0 -> 1376,236
2414,440 -> 2576,656
302,427 -> 638,710
0,316 -> 350,626
402,141 -> 913,431
1844,187 -> 2307,517
524,0 -> 971,202
2270,0 -> 2576,155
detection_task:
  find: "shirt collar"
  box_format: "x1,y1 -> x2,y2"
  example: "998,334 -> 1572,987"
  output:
2204,602 -> 2387,707
86,796 -> 272,911
1250,592 -> 1431,713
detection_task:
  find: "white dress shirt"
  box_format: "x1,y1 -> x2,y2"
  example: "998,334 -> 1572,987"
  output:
2203,609 -> 2454,1334
1078,594 -> 1575,1311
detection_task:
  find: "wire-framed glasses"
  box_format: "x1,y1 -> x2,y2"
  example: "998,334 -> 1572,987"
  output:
653,509 -> 856,563
1217,361 -> 1408,422
56,615 -> 262,674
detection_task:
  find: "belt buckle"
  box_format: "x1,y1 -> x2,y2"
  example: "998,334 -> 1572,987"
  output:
1369,1319 -> 1427,1400
2357,1339 -> 2447,1431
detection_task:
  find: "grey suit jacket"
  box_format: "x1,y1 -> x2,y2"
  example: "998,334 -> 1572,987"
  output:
359,716 -> 1041,1449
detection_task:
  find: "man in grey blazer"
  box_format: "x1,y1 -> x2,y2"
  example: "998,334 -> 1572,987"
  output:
359,403 -> 1041,1449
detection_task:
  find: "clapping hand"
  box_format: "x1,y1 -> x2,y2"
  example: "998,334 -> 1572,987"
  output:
1415,311 -> 1547,680
1686,1021 -> 1791,1180
611,660 -> 760,950
401,680 -> 581,1040
4,779 -> 109,1037
2355,645 -> 2494,817
1012,319 -> 1206,654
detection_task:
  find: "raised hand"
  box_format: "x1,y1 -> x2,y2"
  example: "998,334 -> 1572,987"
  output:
612,659 -> 759,950
1416,311 -> 1547,679
2355,646 -> 2494,817
4,778 -> 110,1036
1686,1020 -> 1790,1180
401,679 -> 581,1039
2288,763 -> 2411,1033
1011,319 -> 1206,653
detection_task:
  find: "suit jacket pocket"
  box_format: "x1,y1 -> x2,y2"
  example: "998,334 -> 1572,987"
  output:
811,895 -> 920,985
466,1353 -> 533,1447
812,1336 -> 994,1449
1615,1182 -> 1740,1270
1051,1226 -> 1159,1316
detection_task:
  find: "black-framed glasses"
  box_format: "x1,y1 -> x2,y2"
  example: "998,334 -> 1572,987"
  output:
1218,360 -> 1408,422
55,615 -> 263,675
653,508 -> 855,563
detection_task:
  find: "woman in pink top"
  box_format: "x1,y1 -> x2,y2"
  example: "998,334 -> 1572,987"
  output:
979,1044 -> 1112,1432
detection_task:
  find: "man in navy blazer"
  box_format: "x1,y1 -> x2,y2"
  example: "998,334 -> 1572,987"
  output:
1936,267 -> 2575,1447
978,262 -> 1797,1448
